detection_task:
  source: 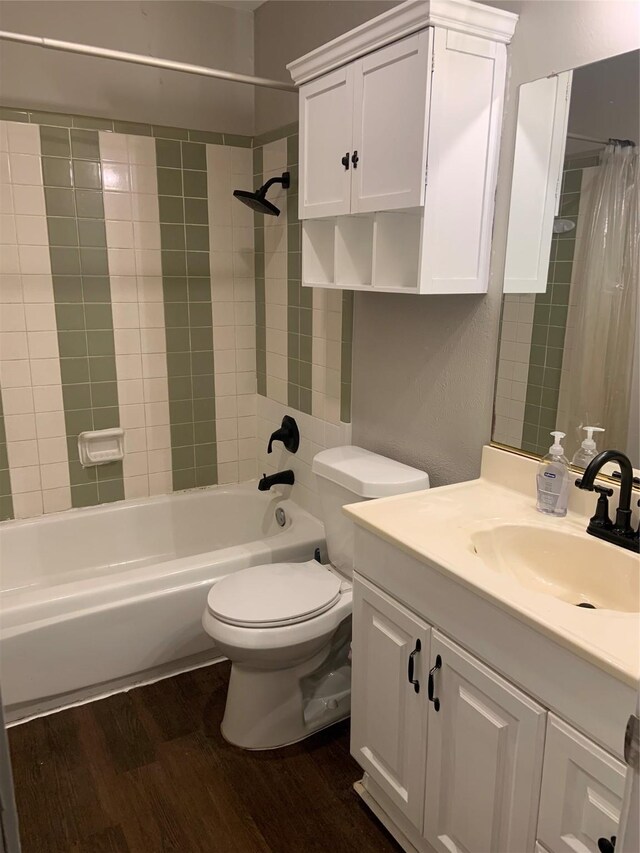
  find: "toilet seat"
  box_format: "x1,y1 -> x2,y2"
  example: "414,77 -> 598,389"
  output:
207,560 -> 343,628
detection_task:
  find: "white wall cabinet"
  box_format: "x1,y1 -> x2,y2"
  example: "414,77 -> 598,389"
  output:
299,31 -> 432,220
351,577 -> 430,827
423,631 -> 546,853
504,72 -> 573,293
537,714 -> 626,853
350,573 -> 629,853
288,0 -> 517,294
298,65 -> 354,219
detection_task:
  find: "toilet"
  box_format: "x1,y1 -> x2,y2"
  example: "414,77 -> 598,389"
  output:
202,446 -> 429,749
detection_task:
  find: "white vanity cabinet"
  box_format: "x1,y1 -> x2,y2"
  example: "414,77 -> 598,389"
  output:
537,715 -> 626,853
350,573 -> 630,853
351,577 -> 430,826
288,0 -> 518,294
423,631 -> 546,853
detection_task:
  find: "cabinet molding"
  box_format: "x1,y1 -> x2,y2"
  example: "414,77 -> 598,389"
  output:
287,0 -> 518,86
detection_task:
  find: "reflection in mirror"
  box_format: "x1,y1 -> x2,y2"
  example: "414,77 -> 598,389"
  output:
494,49 -> 639,469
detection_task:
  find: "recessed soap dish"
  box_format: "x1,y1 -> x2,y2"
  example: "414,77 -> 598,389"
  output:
78,428 -> 125,467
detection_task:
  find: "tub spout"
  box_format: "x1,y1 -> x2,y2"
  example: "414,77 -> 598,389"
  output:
258,470 -> 295,491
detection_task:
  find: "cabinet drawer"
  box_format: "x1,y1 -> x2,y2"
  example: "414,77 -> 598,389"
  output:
538,714 -> 626,853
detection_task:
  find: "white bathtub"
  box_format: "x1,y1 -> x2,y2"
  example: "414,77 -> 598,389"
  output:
0,483 -> 324,722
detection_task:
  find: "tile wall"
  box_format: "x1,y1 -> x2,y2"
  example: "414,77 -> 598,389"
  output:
253,124 -> 353,427
0,108 -> 354,520
494,155 -> 596,455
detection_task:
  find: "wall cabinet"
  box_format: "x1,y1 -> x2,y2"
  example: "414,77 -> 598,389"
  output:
351,574 -> 629,853
289,0 -> 517,294
300,31 -> 432,220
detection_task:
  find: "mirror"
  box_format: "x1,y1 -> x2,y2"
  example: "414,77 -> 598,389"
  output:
494,49 -> 639,469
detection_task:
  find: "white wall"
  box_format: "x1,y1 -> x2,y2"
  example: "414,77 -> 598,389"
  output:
351,0 -> 640,486
0,1 -> 255,134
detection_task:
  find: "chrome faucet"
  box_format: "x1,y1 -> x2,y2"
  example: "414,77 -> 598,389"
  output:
575,449 -> 639,553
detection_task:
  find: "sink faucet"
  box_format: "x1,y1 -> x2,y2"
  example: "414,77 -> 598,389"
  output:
575,449 -> 639,553
258,469 -> 295,491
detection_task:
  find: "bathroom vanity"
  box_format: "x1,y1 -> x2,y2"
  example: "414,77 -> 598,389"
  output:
345,446 -> 639,853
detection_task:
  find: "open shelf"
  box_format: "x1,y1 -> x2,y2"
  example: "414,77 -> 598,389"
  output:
301,209 -> 426,292
335,215 -> 374,288
373,210 -> 422,291
302,219 -> 335,286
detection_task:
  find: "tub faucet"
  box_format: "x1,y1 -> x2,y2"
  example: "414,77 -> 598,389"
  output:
267,416 -> 300,454
258,470 -> 295,491
575,449 -> 639,552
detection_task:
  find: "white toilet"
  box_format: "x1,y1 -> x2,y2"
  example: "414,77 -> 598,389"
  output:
202,445 -> 429,749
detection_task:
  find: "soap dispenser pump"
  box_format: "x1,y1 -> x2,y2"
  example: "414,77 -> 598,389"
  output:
536,431 -> 571,517
571,426 -> 605,468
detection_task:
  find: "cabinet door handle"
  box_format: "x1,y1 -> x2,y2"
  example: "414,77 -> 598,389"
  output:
341,152 -> 350,170
407,639 -> 421,693
351,150 -> 359,168
428,654 -> 442,711
597,836 -> 616,853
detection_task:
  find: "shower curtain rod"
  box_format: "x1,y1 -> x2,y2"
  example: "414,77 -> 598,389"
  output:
0,30 -> 298,93
567,132 -> 609,145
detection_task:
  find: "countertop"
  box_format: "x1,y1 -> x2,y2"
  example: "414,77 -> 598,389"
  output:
344,467 -> 640,687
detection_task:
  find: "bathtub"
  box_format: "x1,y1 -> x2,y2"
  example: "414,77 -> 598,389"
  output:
0,484 -> 324,722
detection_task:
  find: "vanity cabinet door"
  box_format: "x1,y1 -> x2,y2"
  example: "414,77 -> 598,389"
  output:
350,30 -> 433,214
351,575 -> 430,829
423,630 -> 546,853
298,65 -> 354,220
537,714 -> 626,853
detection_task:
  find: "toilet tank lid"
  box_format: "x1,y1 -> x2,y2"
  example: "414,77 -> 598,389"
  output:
312,445 -> 429,498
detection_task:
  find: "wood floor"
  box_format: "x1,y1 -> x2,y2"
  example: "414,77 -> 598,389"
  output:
8,661 -> 402,853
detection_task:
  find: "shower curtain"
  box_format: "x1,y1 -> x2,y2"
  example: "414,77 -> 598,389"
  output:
562,143 -> 639,458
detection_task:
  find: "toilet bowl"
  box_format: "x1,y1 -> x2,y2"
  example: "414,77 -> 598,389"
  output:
202,446 -> 429,750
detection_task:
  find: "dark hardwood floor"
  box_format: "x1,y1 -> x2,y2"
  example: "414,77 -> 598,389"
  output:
8,661 -> 402,853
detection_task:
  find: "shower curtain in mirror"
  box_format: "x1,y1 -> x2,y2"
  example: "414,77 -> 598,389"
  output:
562,143 -> 639,457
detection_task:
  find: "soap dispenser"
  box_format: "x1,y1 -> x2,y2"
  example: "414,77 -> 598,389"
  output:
536,431 -> 570,517
571,426 -> 605,468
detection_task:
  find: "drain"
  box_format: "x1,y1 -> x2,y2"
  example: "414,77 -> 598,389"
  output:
576,602 -> 597,609
275,507 -> 287,527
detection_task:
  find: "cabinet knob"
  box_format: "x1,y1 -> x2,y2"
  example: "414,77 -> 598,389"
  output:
407,639 -> 421,693
341,152 -> 350,170
597,836 -> 616,853
428,654 -> 442,711
351,150 -> 359,168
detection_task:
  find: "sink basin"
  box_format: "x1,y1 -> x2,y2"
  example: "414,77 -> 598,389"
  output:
471,524 -> 639,613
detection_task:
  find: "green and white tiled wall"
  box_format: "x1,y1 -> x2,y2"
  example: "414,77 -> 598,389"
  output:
494,154 -> 594,454
0,108 -> 353,520
252,124 -> 353,425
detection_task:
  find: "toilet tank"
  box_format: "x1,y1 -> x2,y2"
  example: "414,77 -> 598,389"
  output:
312,446 -> 430,577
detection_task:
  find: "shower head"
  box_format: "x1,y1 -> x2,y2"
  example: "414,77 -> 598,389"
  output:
233,171 -> 290,216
